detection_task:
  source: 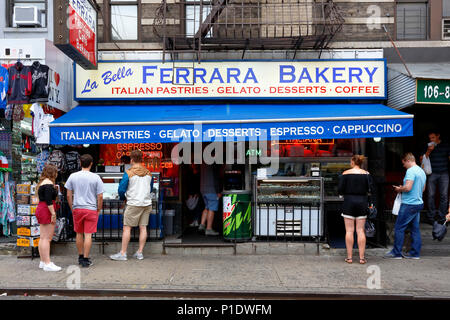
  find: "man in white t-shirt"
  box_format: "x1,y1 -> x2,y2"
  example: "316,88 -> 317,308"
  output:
65,154 -> 104,268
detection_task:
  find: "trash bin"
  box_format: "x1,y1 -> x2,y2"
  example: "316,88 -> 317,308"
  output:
163,209 -> 175,236
223,191 -> 252,241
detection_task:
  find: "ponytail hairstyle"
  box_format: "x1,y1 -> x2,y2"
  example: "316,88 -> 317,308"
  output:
36,164 -> 58,193
351,154 -> 365,167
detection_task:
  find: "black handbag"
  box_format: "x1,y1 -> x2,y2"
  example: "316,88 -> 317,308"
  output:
365,220 -> 376,237
366,174 -> 377,219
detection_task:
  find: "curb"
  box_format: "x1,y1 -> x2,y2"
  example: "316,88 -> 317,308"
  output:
0,287 -> 443,300
0,241 -> 389,257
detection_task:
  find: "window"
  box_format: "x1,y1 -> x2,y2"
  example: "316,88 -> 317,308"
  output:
7,0 -> 47,28
444,0 -> 450,17
396,3 -> 428,40
110,0 -> 139,41
185,0 -> 212,38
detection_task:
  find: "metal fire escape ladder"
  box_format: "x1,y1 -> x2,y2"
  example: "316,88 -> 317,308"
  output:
195,0 -> 228,39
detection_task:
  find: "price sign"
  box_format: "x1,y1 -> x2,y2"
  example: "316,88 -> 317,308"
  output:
416,79 -> 450,105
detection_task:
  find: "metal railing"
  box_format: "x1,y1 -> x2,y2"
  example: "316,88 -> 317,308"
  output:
153,0 -> 345,60
55,199 -> 164,249
253,203 -> 324,243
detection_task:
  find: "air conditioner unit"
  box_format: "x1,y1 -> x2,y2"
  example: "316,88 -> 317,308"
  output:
13,6 -> 42,27
443,19 -> 450,40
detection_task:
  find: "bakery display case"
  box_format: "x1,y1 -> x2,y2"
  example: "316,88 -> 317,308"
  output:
253,176 -> 324,238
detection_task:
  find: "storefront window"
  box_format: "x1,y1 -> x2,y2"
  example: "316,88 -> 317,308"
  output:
259,139 -> 365,198
268,139 -> 361,158
98,142 -> 179,198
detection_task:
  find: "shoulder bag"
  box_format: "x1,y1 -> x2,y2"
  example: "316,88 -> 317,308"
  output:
366,174 -> 377,219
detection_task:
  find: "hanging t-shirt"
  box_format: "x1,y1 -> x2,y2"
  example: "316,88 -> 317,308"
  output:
8,62 -> 32,104
30,103 -> 54,144
0,66 -> 8,109
30,61 -> 50,103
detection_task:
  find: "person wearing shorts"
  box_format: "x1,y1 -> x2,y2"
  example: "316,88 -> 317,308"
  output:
65,154 -> 104,268
198,163 -> 222,236
110,150 -> 153,261
35,164 -> 62,272
338,155 -> 375,265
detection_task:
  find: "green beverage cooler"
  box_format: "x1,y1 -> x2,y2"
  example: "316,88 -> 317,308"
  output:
223,191 -> 252,241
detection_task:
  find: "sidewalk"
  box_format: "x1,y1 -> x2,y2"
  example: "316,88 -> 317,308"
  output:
1,250 -> 450,298
1,222 -> 450,298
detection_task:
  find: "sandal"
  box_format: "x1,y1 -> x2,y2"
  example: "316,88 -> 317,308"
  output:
359,257 -> 367,265
345,258 -> 352,264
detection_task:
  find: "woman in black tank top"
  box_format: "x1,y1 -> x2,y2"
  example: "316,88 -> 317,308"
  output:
338,155 -> 374,265
35,164 -> 62,272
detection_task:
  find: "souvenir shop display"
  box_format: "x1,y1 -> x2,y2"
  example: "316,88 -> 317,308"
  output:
16,181 -> 39,247
30,103 -> 54,144
47,149 -> 67,174
30,61 -> 50,103
0,170 -> 16,237
21,155 -> 38,183
36,149 -> 50,174
0,65 -> 8,109
7,61 -> 32,104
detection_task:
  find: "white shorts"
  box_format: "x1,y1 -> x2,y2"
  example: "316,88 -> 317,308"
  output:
341,214 -> 367,220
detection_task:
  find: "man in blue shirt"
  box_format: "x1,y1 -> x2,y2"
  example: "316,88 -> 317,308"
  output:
384,153 -> 426,259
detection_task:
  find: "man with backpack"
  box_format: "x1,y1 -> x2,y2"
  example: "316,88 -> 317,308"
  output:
65,154 -> 104,268
110,150 -> 153,261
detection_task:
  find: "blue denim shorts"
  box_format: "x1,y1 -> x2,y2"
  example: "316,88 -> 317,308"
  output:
203,193 -> 219,211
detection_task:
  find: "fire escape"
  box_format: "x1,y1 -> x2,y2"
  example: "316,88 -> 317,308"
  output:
153,0 -> 345,62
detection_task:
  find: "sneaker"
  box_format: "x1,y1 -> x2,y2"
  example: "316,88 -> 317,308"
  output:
402,253 -> 420,260
110,252 -> 127,261
39,261 -> 44,269
81,258 -> 93,267
189,220 -> 199,227
133,252 -> 144,260
198,224 -> 206,232
43,262 -> 62,272
78,256 -> 84,265
383,251 -> 403,259
205,229 -> 219,236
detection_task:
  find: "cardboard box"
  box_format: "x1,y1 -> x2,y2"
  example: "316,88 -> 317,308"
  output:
16,184 -> 31,195
16,195 -> 30,205
17,236 -> 39,247
17,204 -> 37,216
17,226 -> 40,237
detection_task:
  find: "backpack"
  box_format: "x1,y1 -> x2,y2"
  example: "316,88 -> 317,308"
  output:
36,150 -> 50,174
46,150 -> 67,173
65,151 -> 81,173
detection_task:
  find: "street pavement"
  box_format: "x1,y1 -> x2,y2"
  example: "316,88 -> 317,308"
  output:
1,250 -> 450,298
0,222 -> 449,299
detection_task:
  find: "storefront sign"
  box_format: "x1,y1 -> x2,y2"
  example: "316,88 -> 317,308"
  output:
416,79 -> 450,105
50,118 -> 412,145
74,60 -> 386,100
273,139 -> 335,145
54,0 -> 98,70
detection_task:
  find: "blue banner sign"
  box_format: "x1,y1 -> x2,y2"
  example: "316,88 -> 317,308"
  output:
51,118 -> 413,145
